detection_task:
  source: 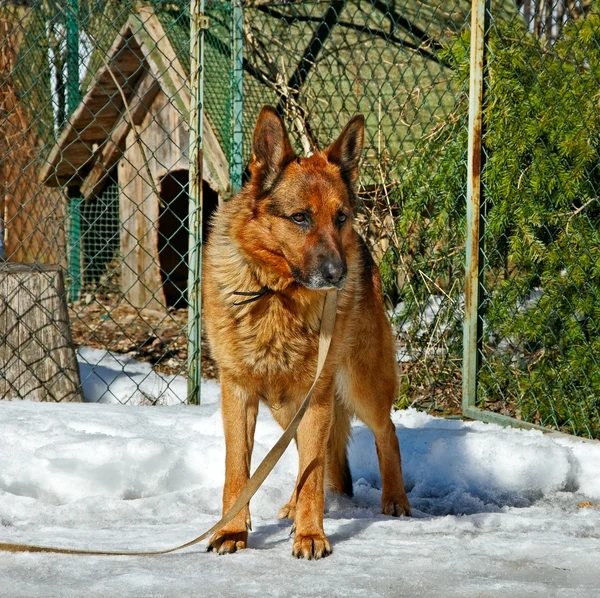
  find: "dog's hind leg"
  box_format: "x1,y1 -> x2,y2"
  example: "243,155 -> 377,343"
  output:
348,365 -> 411,518
277,469 -> 299,521
326,391 -> 353,496
207,375 -> 259,554
269,404 -> 300,521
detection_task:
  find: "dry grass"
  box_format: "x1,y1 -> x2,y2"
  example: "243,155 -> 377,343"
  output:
69,291 -> 218,380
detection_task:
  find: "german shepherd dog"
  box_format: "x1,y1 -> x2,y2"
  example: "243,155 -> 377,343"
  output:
203,106 -> 411,560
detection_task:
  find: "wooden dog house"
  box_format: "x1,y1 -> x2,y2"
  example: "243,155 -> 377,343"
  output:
39,4 -> 228,311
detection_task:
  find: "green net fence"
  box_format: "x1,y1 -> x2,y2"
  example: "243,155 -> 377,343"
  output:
0,0 -> 599,438
80,176 -> 120,284
475,2 -> 600,437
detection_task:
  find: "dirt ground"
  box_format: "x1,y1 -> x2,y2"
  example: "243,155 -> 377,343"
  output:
69,294 -> 218,380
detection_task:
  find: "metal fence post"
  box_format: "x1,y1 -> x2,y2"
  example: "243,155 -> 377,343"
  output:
67,189 -> 82,302
66,0 -> 82,302
66,0 -> 81,115
230,0 -> 244,194
462,0 -> 488,416
188,0 -> 206,405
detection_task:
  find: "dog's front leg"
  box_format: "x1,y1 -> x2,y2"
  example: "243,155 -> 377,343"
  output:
292,383 -> 333,560
208,376 -> 258,554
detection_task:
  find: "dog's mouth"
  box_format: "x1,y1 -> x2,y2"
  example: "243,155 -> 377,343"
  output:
291,267 -> 347,291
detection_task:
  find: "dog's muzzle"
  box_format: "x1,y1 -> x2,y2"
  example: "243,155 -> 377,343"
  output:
300,258 -> 347,290
320,258 -> 347,288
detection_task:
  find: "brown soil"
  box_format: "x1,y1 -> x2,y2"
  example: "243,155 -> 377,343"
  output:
69,294 -> 218,380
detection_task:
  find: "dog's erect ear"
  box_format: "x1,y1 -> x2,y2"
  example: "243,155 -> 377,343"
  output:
325,115 -> 365,187
249,106 -> 296,194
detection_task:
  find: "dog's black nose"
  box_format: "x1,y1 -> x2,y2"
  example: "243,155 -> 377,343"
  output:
320,259 -> 347,286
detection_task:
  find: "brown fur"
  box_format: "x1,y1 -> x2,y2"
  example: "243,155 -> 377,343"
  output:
203,106 -> 411,560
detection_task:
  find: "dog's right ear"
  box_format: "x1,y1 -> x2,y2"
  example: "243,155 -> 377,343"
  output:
249,106 -> 296,195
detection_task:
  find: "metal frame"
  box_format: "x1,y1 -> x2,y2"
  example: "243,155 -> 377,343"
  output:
66,0 -> 82,302
230,0 -> 244,194
460,0 -> 587,438
188,0 -> 206,405
462,0 -> 487,418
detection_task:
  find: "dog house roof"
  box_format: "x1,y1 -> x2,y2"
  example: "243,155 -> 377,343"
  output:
39,3 -> 228,197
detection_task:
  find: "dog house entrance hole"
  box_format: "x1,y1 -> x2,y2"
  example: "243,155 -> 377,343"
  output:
158,170 -> 218,307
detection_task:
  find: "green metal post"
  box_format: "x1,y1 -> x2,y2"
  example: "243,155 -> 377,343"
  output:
462,0 -> 488,415
67,189 -> 82,301
66,0 -> 82,301
188,0 -> 206,405
66,0 -> 80,115
230,0 -> 244,194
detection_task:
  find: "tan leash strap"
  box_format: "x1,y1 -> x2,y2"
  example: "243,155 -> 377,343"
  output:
0,291 -> 338,556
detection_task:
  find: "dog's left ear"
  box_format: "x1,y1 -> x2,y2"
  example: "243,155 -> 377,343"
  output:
325,114 -> 365,188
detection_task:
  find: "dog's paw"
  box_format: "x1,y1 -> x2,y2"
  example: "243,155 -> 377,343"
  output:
207,530 -> 248,555
292,533 -> 331,560
277,503 -> 296,520
382,493 -> 411,517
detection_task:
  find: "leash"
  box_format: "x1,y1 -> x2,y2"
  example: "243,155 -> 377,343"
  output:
0,291 -> 338,556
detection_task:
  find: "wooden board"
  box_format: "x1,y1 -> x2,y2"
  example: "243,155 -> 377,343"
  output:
119,84 -> 203,311
119,99 -> 167,312
80,73 -> 161,201
0,264 -> 82,402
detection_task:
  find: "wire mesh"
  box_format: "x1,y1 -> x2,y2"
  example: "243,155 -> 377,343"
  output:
80,176 -> 120,285
0,0 -> 598,437
1,0 -> 202,404
474,2 -> 600,438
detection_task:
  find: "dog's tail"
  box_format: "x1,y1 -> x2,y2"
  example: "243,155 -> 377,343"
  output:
327,396 -> 353,497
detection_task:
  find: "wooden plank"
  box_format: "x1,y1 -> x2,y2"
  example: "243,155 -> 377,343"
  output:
39,19 -> 147,186
119,112 -> 167,312
0,264 -> 82,402
139,88 -> 189,180
80,73 -> 160,200
131,9 -> 229,194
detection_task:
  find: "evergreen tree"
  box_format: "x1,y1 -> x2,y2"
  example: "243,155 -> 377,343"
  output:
388,13 -> 600,437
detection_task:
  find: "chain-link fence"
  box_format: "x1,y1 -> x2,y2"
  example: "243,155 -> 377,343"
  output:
1,0 -> 204,405
1,1 -> 599,438
470,1 -> 600,438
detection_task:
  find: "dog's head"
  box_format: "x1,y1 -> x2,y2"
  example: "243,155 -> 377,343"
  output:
238,105 -> 364,291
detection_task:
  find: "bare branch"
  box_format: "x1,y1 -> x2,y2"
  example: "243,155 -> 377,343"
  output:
254,5 -> 446,67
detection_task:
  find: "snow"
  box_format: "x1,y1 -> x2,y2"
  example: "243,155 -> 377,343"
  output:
77,346 -> 187,405
2,352 -> 600,597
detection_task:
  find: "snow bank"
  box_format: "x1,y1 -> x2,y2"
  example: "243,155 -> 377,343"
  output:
1,357 -> 600,597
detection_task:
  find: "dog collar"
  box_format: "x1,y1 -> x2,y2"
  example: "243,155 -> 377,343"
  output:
231,286 -> 272,306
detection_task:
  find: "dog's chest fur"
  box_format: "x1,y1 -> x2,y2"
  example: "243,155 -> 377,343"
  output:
233,298 -> 321,376
205,226 -> 323,380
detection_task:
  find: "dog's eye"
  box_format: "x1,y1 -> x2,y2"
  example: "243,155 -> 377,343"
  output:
337,213 -> 348,226
291,212 -> 307,224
